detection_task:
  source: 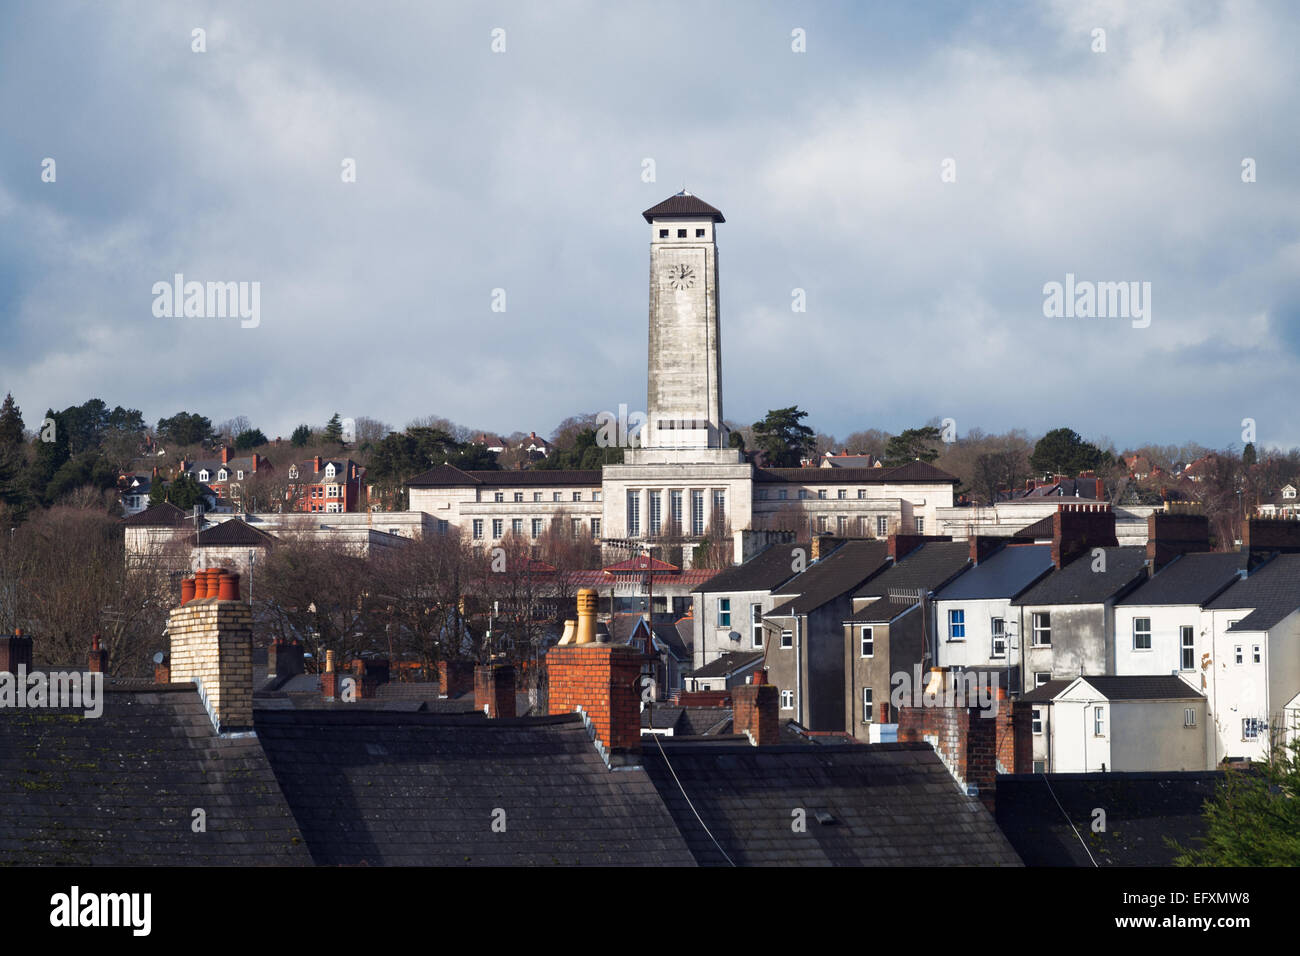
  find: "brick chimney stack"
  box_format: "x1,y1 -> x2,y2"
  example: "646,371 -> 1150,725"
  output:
267,639 -> 305,681
166,573 -> 255,732
547,587 -> 642,763
438,660 -> 476,697
808,535 -> 845,562
221,446 -> 230,465
733,669 -> 780,746
154,653 -> 171,684
969,536 -> 1003,565
1147,510 -> 1211,571
475,661 -> 517,718
313,456 -> 322,474
87,633 -> 108,673
1242,515 -> 1300,564
888,533 -> 953,561
0,628 -> 33,675
321,650 -> 338,701
1051,503 -> 1117,569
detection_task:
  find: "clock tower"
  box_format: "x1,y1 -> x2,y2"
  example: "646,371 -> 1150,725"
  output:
641,190 -> 727,452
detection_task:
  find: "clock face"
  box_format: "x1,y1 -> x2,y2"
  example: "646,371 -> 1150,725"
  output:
666,263 -> 695,290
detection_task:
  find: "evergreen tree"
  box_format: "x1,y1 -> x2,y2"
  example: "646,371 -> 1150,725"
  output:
290,424 -> 313,447
751,407 -> 815,468
882,426 -> 943,466
323,413 -> 344,445
0,394 -> 24,446
1243,442 -> 1257,467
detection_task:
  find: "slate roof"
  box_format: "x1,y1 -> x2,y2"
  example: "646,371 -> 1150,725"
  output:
755,461 -> 959,485
1073,675 -> 1203,701
406,465 -> 601,487
769,540 -> 892,616
693,543 -> 802,594
1206,553 -> 1300,631
852,541 -> 972,601
0,683 -> 310,865
1019,679 -> 1073,703
255,710 -> 697,866
640,740 -> 1022,866
190,518 -> 276,547
1116,551 -> 1244,607
642,191 -> 726,223
1012,515 -> 1055,539
933,544 -> 1054,602
122,501 -> 191,526
690,651 -> 765,679
1010,547 -> 1148,607
996,772 -> 1223,866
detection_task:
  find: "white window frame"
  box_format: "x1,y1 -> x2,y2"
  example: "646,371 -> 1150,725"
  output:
1032,708 -> 1043,735
1180,626 -> 1195,671
781,629 -> 793,649
991,618 -> 1006,658
861,687 -> 873,723
780,690 -> 794,710
1093,706 -> 1105,737
718,598 -> 731,629
1032,612 -> 1051,646
751,604 -> 763,648
860,626 -> 874,658
1133,617 -> 1152,650
947,608 -> 965,641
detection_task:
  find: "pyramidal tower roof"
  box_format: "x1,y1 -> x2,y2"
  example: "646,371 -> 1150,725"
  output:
641,189 -> 725,223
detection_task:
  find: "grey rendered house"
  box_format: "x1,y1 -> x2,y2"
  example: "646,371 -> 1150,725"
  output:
690,542 -> 802,671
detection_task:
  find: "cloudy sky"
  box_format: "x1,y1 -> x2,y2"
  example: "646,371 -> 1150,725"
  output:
2,0 -> 1297,451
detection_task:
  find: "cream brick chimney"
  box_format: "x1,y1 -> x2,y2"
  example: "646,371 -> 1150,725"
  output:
166,571 -> 254,732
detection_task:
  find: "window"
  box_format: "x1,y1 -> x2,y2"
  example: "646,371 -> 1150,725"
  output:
1243,718 -> 1261,740
437,519 -> 449,534
571,518 -> 583,536
1180,626 -> 1195,671
288,466 -> 298,479
857,489 -> 866,499
627,492 -> 641,537
531,518 -> 543,538
591,517 -> 601,537
1032,612 -> 1051,646
1033,760 -> 1046,773
915,517 -> 925,533
1093,706 -> 1105,736
494,492 -> 504,502
817,516 -> 828,533
757,489 -> 768,501
860,627 -> 874,658
991,618 -> 1006,658
838,489 -> 847,499
492,519 -> 503,539
592,491 -> 601,502
751,604 -> 763,648
718,598 -> 731,629
218,469 -> 228,481
877,516 -> 888,536
862,688 -> 873,723
781,629 -> 793,648
472,519 -> 484,540
817,489 -> 827,499
712,489 -> 725,525
798,489 -> 808,500
1034,672 -> 1051,688
325,464 -> 336,478
1235,646 -> 1243,664
1253,645 -> 1261,664
237,470 -> 244,480
780,690 -> 794,710
1133,617 -> 1151,650
695,228 -> 705,237
198,470 -> 209,482
649,491 -> 662,536
572,492 -> 581,502
512,519 -> 523,535
669,490 -> 683,533
533,492 -> 543,502
659,229 -> 668,238
328,485 -> 340,497
778,489 -> 788,501
676,228 -> 687,238
1184,708 -> 1196,728
553,492 -> 562,502
837,516 -> 847,534
514,492 -> 524,503
691,490 -> 705,536
948,609 -> 966,641
1032,708 -> 1043,735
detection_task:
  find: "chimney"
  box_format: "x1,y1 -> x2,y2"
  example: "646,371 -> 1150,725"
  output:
438,659 -> 476,697
808,535 -> 845,562
969,535 -> 1003,565
221,446 -> 230,465
475,661 -> 517,718
1051,503 -> 1117,569
154,653 -> 171,684
546,587 -> 642,763
888,533 -> 953,561
267,639 -> 305,680
1147,510 -> 1211,571
1242,515 -> 1300,565
313,456 -> 322,474
321,650 -> 339,701
0,628 -> 33,674
733,669 -> 780,745
350,657 -> 389,699
251,454 -> 258,473
166,572 -> 255,732
87,633 -> 108,673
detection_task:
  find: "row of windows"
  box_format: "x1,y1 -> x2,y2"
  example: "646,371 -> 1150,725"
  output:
491,490 -> 598,503
659,228 -> 708,238
471,517 -> 602,540
628,489 -> 723,537
757,488 -> 895,501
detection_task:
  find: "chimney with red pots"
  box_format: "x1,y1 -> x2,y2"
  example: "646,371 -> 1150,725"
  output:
733,669 -> 780,746
547,588 -> 642,764
165,565 -> 255,732
87,633 -> 108,673
475,660 -> 517,718
1051,503 -> 1117,569
0,628 -> 33,675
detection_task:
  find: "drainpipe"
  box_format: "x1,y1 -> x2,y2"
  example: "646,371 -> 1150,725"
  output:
796,615 -> 804,726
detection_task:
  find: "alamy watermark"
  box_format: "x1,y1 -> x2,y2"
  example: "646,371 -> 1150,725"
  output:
1042,273 -> 1150,329
152,274 -> 260,328
0,666 -> 103,718
890,665 -> 999,718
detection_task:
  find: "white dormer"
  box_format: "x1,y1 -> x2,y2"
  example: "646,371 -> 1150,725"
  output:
198,469 -> 209,482
1284,484 -> 1296,499
325,463 -> 336,479
288,465 -> 298,479
218,469 -> 228,481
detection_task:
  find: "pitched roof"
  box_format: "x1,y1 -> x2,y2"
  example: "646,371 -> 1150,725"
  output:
769,540 -> 892,615
642,191 -> 725,223
1206,553 -> 1300,630
603,555 -> 679,574
0,684 -> 310,865
190,519 -> 276,547
255,710 -> 696,865
1117,551 -> 1244,607
934,544 -> 1055,601
640,741 -> 1022,866
1071,675 -> 1203,701
851,541 -> 971,602
755,461 -> 958,485
1012,515 -> 1055,539
1019,678 -> 1074,703
693,542 -> 803,594
1010,547 -> 1148,607
689,651 -> 765,679
122,501 -> 191,526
